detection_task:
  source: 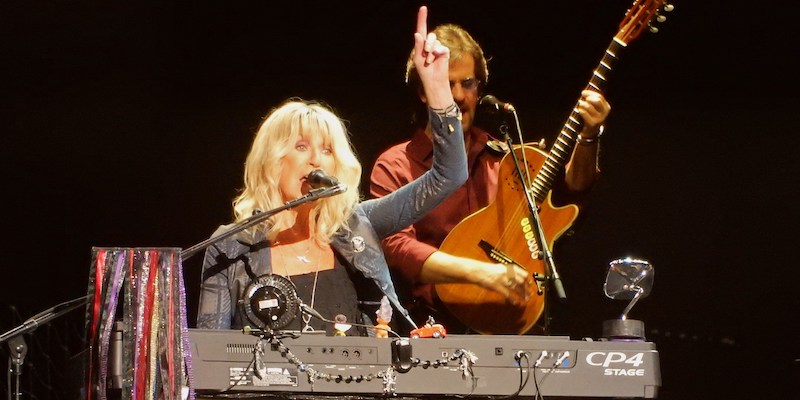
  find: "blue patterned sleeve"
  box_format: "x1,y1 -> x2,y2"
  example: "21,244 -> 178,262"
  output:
361,110 -> 467,238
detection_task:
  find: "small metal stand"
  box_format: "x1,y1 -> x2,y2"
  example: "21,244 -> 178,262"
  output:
601,257 -> 654,341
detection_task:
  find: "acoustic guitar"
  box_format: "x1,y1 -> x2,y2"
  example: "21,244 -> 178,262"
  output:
435,0 -> 673,334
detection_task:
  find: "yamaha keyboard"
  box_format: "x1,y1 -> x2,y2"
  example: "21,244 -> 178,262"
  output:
188,329 -> 660,398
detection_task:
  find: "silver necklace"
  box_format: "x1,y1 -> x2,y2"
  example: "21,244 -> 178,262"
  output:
277,239 -> 312,263
275,242 -> 321,332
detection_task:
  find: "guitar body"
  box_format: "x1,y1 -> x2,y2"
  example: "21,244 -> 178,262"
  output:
435,145 -> 579,334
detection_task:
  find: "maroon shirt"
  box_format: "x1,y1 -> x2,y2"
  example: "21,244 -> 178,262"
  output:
370,124 -> 594,314
370,126 -> 503,306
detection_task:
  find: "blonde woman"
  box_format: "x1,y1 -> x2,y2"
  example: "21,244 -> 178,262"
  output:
197,6 -> 467,335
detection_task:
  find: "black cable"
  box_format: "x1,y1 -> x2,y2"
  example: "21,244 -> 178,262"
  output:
488,351 -> 532,399
532,363 -> 544,400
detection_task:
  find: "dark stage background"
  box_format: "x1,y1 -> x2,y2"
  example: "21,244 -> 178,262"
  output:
2,0 -> 798,398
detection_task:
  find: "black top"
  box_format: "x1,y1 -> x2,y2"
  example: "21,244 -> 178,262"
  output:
285,256 -> 364,336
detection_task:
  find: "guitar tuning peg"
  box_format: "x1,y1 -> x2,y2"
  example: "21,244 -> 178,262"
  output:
663,3 -> 675,13
648,25 -> 660,34
656,14 -> 667,23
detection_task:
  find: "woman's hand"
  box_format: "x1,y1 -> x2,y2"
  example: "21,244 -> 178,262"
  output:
412,6 -> 453,110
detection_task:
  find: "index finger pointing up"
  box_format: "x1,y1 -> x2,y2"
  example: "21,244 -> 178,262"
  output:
416,6 -> 428,38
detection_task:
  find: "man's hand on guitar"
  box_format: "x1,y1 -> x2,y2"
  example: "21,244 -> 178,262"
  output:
576,89 -> 611,138
476,262 -> 532,306
421,252 -> 531,305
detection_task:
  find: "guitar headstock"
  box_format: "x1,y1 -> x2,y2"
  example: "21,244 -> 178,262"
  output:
616,0 -> 675,45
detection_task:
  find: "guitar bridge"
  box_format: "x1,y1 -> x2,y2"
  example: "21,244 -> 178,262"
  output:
478,240 -> 515,264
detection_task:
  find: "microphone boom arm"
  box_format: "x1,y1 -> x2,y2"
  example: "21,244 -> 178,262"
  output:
181,183 -> 347,260
0,295 -> 91,345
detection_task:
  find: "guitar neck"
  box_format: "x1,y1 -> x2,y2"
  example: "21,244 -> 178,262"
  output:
530,0 -> 674,200
531,38 -> 627,202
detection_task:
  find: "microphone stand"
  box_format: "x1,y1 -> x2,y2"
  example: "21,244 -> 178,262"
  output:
0,294 -> 90,400
181,183 -> 347,260
498,113 -> 567,302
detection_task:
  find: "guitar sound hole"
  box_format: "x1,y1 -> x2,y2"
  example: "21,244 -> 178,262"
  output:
505,163 -> 537,191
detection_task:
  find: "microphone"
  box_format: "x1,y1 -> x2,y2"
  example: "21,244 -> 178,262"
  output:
306,169 -> 340,189
479,94 -> 516,113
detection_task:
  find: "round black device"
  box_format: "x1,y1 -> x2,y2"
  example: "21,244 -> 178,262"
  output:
240,274 -> 300,330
